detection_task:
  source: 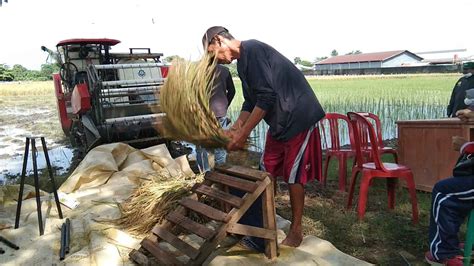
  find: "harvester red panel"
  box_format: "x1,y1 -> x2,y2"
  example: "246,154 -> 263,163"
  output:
71,83 -> 91,115
53,73 -> 72,135
160,66 -> 169,78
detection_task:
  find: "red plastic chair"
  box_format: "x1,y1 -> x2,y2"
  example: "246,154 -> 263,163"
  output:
356,112 -> 398,163
346,112 -> 419,223
319,113 -> 356,191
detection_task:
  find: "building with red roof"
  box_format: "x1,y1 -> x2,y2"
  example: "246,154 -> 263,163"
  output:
314,50 -> 424,75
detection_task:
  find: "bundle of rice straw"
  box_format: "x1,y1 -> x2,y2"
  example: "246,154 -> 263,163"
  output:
158,53 -> 229,148
115,171 -> 204,236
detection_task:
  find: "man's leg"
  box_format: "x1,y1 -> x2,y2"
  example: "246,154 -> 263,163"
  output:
214,117 -> 230,166
281,124 -> 321,247
282,183 -> 304,247
428,176 -> 474,261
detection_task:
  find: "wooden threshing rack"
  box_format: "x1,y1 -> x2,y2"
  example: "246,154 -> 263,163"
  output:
130,165 -> 278,265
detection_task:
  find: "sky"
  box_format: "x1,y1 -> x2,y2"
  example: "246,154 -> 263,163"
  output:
0,0 -> 473,70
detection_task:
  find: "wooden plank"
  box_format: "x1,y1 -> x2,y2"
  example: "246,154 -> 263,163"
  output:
191,177 -> 271,265
152,226 -> 200,260
262,179 -> 278,259
129,249 -> 150,266
215,165 -> 268,181
193,184 -> 243,208
227,224 -> 277,239
141,237 -> 181,265
205,171 -> 258,192
179,198 -> 227,222
166,212 -> 215,240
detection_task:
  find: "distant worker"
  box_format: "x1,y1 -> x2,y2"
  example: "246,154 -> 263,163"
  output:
447,62 -> 474,117
196,64 -> 235,172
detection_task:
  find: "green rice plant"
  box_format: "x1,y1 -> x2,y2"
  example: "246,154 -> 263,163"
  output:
227,74 -> 458,148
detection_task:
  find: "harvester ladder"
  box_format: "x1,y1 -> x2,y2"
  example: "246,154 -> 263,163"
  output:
130,165 -> 278,265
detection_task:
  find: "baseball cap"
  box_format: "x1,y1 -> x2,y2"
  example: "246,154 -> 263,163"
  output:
202,26 -> 228,49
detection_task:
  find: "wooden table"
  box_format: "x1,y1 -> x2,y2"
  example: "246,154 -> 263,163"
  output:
397,118 -> 474,192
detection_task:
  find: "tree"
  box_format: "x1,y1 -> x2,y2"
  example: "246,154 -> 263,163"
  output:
331,50 -> 339,57
294,57 -> 302,64
0,64 -> 14,81
40,63 -> 60,80
300,60 -> 314,68
11,64 -> 28,80
346,50 -> 363,55
314,56 -> 328,63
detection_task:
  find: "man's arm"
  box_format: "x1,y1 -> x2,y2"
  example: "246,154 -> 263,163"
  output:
227,107 -> 266,150
231,111 -> 250,131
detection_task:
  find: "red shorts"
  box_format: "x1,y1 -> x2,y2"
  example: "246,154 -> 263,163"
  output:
263,125 -> 322,185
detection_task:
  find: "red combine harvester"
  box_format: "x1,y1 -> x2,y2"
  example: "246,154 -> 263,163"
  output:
42,38 -> 169,152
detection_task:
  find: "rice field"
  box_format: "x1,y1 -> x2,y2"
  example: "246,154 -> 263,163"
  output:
227,74 -> 459,149
0,74 -> 459,157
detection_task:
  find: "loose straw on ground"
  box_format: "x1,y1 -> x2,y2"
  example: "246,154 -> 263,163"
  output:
157,53 -> 229,148
115,171 -> 204,236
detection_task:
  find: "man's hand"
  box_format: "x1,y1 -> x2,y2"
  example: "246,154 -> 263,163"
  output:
456,109 -> 474,122
226,128 -> 250,151
452,136 -> 468,151
229,120 -> 243,132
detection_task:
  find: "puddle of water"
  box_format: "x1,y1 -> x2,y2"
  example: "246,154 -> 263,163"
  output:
0,145 -> 73,185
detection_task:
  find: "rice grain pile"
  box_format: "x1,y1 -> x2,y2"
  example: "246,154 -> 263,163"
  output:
158,54 -> 229,148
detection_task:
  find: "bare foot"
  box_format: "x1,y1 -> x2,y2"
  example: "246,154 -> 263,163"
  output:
281,229 -> 303,247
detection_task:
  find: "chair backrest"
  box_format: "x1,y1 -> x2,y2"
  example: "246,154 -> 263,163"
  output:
319,113 -> 355,151
347,112 -> 388,171
357,112 -> 384,148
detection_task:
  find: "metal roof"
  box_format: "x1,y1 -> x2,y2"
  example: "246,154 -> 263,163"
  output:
316,50 -> 423,65
57,38 -> 121,47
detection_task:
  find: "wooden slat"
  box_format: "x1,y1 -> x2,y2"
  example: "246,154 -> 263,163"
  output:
262,180 -> 278,259
179,198 -> 227,222
227,224 -> 277,239
215,165 -> 268,181
191,177 -> 271,265
152,226 -> 200,260
193,184 -> 243,208
141,237 -> 181,265
129,249 -> 150,266
166,212 -> 215,240
205,171 -> 258,192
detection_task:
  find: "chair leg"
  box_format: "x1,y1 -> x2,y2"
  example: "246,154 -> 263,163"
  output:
347,168 -> 360,209
338,155 -> 347,191
404,172 -> 419,224
387,179 -> 397,209
323,155 -> 332,186
357,173 -> 372,220
392,152 -> 398,164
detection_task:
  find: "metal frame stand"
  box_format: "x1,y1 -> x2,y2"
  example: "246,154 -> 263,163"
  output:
14,136 -> 63,236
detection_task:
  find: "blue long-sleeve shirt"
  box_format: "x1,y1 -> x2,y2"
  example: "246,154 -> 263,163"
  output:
237,40 -> 325,141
